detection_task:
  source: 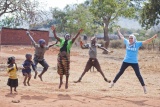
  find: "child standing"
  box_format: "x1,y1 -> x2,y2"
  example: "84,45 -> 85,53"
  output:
7,57 -> 18,94
22,54 -> 36,86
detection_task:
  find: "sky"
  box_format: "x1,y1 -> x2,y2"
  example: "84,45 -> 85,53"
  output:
38,0 -> 86,10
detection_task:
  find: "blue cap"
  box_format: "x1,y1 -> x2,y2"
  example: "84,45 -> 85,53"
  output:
38,39 -> 46,45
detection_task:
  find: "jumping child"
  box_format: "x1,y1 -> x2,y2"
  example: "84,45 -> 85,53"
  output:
51,25 -> 83,89
26,31 -> 57,81
7,57 -> 18,94
74,36 -> 112,83
22,54 -> 36,86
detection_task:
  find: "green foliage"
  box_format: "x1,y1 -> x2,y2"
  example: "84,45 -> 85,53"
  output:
89,0 -> 136,48
0,16 -> 20,28
140,0 -> 160,29
0,0 -> 47,27
51,3 -> 98,36
89,0 -> 136,27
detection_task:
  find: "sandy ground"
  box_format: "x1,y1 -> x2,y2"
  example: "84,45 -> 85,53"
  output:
0,45 -> 160,107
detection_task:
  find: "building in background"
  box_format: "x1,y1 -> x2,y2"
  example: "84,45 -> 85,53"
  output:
0,27 -> 49,45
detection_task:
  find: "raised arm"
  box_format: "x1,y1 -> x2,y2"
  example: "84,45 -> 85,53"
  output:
142,34 -> 158,45
51,26 -> 60,41
72,29 -> 83,43
117,28 -> 125,40
26,31 -> 36,46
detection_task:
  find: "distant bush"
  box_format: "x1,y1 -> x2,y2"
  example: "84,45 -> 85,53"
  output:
97,40 -> 105,47
110,40 -> 124,48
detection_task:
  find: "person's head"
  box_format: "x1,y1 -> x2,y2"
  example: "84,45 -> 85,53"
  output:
129,34 -> 136,44
38,39 -> 46,48
7,57 -> 15,64
25,54 -> 32,61
91,36 -> 97,45
64,34 -> 71,40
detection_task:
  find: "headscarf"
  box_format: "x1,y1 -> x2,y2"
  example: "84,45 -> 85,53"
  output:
64,33 -> 70,38
38,39 -> 46,45
7,56 -> 15,64
129,34 -> 136,47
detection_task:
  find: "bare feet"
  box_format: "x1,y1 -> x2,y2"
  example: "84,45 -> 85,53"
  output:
23,82 -> 27,86
59,82 -> 63,89
104,78 -> 111,83
14,88 -> 17,92
74,80 -> 81,83
34,71 -> 38,79
27,82 -> 30,86
38,75 -> 43,81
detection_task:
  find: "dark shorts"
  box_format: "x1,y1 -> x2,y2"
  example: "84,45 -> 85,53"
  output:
84,58 -> 102,72
34,59 -> 49,71
7,78 -> 18,87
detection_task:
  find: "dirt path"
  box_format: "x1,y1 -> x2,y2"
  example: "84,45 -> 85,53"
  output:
0,46 -> 160,107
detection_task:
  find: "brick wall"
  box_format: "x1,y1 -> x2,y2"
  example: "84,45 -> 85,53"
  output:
1,27 -> 49,45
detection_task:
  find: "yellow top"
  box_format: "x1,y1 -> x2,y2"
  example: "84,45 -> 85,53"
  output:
7,64 -> 17,79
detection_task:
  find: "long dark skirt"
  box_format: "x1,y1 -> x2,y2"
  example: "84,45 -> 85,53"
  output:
57,53 -> 70,76
7,78 -> 18,87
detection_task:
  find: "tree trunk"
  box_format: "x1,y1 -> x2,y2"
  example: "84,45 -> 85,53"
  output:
102,17 -> 110,54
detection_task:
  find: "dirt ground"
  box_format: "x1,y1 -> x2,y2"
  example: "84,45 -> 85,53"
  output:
0,45 -> 160,107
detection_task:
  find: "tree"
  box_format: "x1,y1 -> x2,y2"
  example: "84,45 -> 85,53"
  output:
64,4 -> 96,36
51,7 -> 68,33
0,0 -> 47,27
51,3 -> 97,36
140,0 -> 160,29
89,0 -> 135,53
0,16 -> 20,28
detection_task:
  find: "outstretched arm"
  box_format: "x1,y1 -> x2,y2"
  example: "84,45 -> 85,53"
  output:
72,29 -> 83,43
26,31 -> 36,46
51,26 -> 60,41
80,41 -> 89,49
98,46 -> 113,53
117,28 -> 125,40
48,40 -> 58,48
142,34 -> 158,45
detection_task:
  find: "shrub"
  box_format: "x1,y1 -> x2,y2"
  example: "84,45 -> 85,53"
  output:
110,40 -> 124,48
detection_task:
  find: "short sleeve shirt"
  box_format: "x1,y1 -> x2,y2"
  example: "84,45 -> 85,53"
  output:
123,38 -> 142,63
22,60 -> 35,72
34,44 -> 49,60
59,38 -> 73,54
89,44 -> 99,58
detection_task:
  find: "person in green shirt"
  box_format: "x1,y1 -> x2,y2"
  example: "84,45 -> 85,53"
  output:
51,25 -> 83,89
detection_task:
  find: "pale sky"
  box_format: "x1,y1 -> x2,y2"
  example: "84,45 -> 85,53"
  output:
38,0 -> 86,10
